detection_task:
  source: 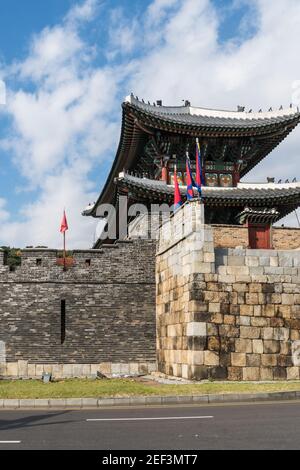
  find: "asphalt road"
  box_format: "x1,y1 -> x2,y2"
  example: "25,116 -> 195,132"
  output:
0,401 -> 300,450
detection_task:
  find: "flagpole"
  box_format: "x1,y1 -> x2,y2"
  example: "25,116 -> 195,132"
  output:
63,231 -> 66,271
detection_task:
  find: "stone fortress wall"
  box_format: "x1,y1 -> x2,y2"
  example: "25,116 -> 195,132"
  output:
1,201 -> 300,381
156,202 -> 300,381
0,240 -> 157,378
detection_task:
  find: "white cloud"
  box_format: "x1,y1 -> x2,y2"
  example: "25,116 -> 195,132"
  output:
66,0 -> 100,25
1,0 -> 300,248
0,0 -> 121,248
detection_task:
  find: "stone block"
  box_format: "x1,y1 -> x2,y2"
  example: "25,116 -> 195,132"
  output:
228,367 -> 243,381
204,252 -> 215,263
240,305 -> 254,316
273,327 -> 289,341
252,339 -> 263,354
273,367 -> 287,380
209,366 -> 228,380
246,354 -> 261,367
227,256 -> 245,266
261,354 -> 277,367
240,326 -> 260,339
207,323 -> 218,335
186,322 -> 207,337
263,305 -> 276,317
245,293 -> 259,305
263,340 -> 280,354
235,338 -> 252,353
26,363 -> 35,377
218,325 -> 239,338
6,362 -> 18,377
251,317 -> 268,327
263,327 -> 274,340
204,351 -> 219,366
249,283 -> 262,293
62,364 -> 73,377
227,266 -> 249,276
242,367 -> 260,381
207,336 -> 220,351
224,315 -> 236,325
233,283 -> 248,293
51,364 -> 63,378
188,351 -> 204,365
287,367 -> 300,380
238,316 -> 251,326
245,257 -> 259,267
129,363 -> 140,375
231,353 -> 246,367
260,367 -> 273,381
73,364 -> 84,377
18,360 -> 28,377
190,365 -> 209,380
282,294 -> 294,305
208,302 -> 221,313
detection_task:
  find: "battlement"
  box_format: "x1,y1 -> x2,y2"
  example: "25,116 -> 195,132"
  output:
0,240 -> 155,284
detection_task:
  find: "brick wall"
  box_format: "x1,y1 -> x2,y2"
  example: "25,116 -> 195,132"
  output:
272,227 -> 300,250
212,224 -> 249,248
157,202 -> 300,381
212,224 -> 300,250
0,240 -> 157,378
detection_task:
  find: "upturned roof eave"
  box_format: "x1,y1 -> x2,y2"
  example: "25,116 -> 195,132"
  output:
83,98 -> 300,217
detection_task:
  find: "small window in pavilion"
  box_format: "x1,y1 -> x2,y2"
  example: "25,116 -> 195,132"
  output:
36,258 -> 42,266
85,259 -> 91,267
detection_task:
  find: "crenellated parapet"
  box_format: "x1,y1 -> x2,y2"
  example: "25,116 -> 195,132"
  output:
0,240 -> 156,284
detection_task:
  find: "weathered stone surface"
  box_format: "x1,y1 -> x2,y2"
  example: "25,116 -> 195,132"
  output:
242,367 -> 260,381
0,240 -> 157,374
231,353 -> 246,367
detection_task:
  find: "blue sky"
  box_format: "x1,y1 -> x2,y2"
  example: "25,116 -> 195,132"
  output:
0,0 -> 299,248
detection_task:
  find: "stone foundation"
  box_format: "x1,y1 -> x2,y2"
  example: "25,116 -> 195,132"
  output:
0,361 -> 156,379
156,201 -> 300,381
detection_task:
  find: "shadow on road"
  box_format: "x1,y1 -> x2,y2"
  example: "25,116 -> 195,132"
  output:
0,411 -> 76,431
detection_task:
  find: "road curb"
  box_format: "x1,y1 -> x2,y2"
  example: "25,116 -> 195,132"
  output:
1,390 -> 300,409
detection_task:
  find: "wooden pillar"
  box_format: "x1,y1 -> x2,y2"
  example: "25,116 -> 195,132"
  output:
161,165 -> 168,183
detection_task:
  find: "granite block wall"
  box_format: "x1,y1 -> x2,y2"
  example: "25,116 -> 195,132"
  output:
0,240 -> 157,378
157,201 -> 300,381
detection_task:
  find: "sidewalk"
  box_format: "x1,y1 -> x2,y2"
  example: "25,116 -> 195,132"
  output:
1,390 -> 300,409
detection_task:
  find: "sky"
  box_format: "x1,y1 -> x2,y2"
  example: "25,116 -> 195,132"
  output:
0,0 -> 299,249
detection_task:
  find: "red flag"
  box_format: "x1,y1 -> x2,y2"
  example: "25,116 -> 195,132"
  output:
174,166 -> 183,210
60,210 -> 69,233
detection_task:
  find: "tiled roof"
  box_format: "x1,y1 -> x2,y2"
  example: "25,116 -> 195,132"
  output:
125,95 -> 300,129
115,173 -> 300,203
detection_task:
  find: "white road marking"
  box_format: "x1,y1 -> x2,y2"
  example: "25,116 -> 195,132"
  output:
87,416 -> 213,422
0,441 -> 21,444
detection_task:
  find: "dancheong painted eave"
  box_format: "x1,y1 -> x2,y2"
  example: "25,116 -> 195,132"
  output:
83,95 -> 300,218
